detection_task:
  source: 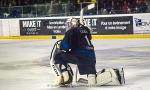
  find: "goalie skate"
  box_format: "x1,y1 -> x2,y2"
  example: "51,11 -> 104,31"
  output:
119,68 -> 125,85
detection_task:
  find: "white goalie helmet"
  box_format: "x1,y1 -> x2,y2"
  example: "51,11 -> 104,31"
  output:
66,17 -> 79,31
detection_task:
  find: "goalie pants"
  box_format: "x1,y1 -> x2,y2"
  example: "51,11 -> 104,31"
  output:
54,50 -> 96,75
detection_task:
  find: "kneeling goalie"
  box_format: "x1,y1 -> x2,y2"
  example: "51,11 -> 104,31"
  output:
50,17 -> 125,86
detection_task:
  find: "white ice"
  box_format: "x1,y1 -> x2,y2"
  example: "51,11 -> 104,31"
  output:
0,39 -> 150,90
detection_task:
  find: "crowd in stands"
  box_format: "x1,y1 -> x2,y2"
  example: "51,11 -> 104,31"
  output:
0,0 -> 149,18
98,0 -> 149,14
0,0 -> 52,7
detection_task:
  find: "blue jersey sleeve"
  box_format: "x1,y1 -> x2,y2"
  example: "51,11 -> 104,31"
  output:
60,30 -> 72,52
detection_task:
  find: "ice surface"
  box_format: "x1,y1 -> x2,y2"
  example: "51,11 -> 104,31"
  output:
0,39 -> 150,90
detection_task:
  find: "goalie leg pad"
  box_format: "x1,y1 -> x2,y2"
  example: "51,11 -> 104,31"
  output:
50,64 -> 64,85
88,74 -> 97,85
51,63 -> 73,85
60,64 -> 73,84
97,71 -> 112,85
96,68 -> 121,86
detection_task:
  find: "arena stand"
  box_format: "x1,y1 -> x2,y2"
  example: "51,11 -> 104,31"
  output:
0,0 -> 150,18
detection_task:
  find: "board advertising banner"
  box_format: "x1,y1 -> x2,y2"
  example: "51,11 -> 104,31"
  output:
20,19 -> 66,35
133,14 -> 150,34
20,16 -> 133,35
94,16 -> 133,35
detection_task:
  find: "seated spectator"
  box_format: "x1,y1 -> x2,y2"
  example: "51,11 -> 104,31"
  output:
105,0 -> 113,14
135,0 -> 141,13
123,0 -> 131,13
10,7 -> 21,18
114,1 -> 122,14
129,0 -> 136,13
0,8 -> 3,18
139,1 -> 148,13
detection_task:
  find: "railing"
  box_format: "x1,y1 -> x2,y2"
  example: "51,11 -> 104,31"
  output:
0,2 -> 150,18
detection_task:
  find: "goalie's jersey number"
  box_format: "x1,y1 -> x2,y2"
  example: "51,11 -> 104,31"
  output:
79,29 -> 92,46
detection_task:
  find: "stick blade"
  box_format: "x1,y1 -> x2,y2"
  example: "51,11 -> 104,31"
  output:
87,4 -> 95,10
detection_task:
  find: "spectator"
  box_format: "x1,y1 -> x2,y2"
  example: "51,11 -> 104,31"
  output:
102,0 -> 113,14
139,1 -> 148,13
0,8 -> 4,18
113,0 -> 123,14
97,0 -> 103,14
9,7 -> 19,18
104,0 -> 112,14
123,0 -> 131,13
128,0 -> 136,13
106,0 -> 113,14
135,0 -> 141,13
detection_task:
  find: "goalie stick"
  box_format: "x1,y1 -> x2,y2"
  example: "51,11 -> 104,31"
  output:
74,3 -> 96,84
80,3 -> 95,25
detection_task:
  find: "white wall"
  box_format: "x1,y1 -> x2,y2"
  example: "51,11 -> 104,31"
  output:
1,19 -> 10,36
0,19 -> 20,36
0,20 -> 2,36
8,19 -> 20,36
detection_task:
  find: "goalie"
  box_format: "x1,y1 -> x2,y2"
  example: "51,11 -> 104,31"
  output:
50,17 -> 125,86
